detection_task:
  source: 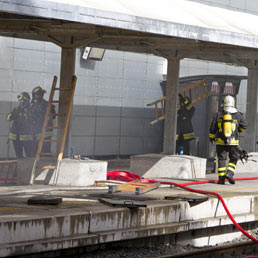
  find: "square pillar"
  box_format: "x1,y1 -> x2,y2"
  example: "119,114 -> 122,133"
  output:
58,47 -> 76,157
163,58 -> 180,154
243,68 -> 258,152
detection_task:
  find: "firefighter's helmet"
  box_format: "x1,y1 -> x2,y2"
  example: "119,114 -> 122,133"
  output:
17,92 -> 30,102
32,86 -> 46,96
223,95 -> 237,113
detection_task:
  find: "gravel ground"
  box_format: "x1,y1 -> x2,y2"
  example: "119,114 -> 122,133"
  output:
78,243 -> 198,258
76,234 -> 258,258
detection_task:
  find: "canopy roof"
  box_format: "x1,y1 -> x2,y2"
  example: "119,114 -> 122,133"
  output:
1,0 -> 258,65
46,0 -> 258,39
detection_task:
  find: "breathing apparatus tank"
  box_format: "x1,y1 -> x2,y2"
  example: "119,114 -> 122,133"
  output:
223,113 -> 233,139
222,95 -> 237,144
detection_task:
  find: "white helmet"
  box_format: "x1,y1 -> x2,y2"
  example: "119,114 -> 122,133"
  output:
223,95 -> 237,113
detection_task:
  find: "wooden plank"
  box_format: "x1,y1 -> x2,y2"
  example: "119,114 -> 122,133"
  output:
108,180 -> 160,195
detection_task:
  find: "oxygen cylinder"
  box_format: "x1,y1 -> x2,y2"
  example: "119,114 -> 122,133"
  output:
223,113 -> 232,138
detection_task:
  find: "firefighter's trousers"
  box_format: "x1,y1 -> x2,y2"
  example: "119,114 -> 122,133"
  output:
216,145 -> 239,177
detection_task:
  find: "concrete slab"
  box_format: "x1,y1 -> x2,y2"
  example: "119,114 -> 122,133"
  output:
130,154 -> 206,179
17,158 -> 107,186
2,173 -> 258,256
55,159 -> 107,186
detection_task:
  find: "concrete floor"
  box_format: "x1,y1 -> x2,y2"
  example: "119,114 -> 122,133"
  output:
1,170 -> 258,257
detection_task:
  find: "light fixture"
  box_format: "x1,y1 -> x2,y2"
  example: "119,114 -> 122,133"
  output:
81,47 -> 105,61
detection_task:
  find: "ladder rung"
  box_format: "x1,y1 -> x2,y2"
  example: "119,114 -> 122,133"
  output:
54,88 -> 72,91
40,165 -> 56,170
43,139 -> 59,142
49,113 -> 66,116
46,126 -> 65,129
52,100 -> 69,104
40,152 -> 58,156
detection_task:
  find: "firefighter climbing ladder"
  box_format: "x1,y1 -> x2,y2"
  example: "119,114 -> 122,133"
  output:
29,75 -> 77,185
147,78 -> 210,124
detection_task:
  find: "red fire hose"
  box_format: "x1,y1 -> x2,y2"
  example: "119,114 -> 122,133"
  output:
107,171 -> 258,243
145,177 -> 258,243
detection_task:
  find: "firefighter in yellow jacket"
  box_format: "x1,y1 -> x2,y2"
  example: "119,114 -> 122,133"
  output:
176,94 -> 195,155
6,92 -> 34,158
209,95 -> 247,184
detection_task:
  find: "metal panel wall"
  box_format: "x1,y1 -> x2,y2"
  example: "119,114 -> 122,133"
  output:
0,0 -> 255,159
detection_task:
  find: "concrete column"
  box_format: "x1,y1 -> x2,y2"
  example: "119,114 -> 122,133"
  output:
58,47 -> 76,157
163,58 -> 180,154
244,68 -> 258,152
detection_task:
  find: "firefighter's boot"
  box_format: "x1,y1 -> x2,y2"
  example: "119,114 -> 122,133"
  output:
217,176 -> 225,185
225,171 -> 235,184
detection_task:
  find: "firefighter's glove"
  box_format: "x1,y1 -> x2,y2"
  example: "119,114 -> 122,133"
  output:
6,113 -> 12,121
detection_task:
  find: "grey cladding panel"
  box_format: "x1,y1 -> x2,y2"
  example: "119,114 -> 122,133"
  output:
99,58 -> 123,78
144,136 -> 163,153
71,116 -> 96,136
96,106 -> 121,117
0,101 -> 12,114
121,117 -> 144,137
71,136 -> 95,156
0,114 -> 11,135
44,52 -> 61,74
95,136 -> 119,155
229,0 -> 245,9
76,76 -> 97,97
96,117 -> 120,136
72,104 -> 96,117
120,137 -> 144,155
121,107 -> 145,118
97,77 -> 123,98
14,49 -> 44,72
246,0 -> 258,14
123,60 -> 147,80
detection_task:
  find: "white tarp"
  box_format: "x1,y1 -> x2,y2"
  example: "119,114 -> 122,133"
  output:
46,0 -> 258,36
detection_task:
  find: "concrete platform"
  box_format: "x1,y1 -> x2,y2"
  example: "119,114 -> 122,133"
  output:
1,172 -> 258,257
16,158 -> 107,186
130,154 -> 206,178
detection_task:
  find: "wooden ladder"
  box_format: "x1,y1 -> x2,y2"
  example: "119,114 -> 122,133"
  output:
147,78 -> 210,124
29,75 -> 77,185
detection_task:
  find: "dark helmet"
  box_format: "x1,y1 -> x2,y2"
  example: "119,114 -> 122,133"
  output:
32,86 -> 46,96
17,92 -> 30,102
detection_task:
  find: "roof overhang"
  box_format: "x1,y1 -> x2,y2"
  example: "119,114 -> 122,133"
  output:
1,0 -> 258,66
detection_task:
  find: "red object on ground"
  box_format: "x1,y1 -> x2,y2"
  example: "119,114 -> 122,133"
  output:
107,170 -> 141,182
106,170 -> 258,243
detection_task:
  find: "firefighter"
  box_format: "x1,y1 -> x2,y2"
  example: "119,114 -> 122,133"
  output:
209,95 -> 247,185
6,92 -> 34,158
176,94 -> 195,155
31,86 -> 56,154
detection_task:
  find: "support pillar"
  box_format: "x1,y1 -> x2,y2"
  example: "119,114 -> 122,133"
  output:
243,68 -> 258,152
163,58 -> 180,154
58,47 -> 76,157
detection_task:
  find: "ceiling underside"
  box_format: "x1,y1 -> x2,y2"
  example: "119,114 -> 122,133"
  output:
1,11 -> 258,68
